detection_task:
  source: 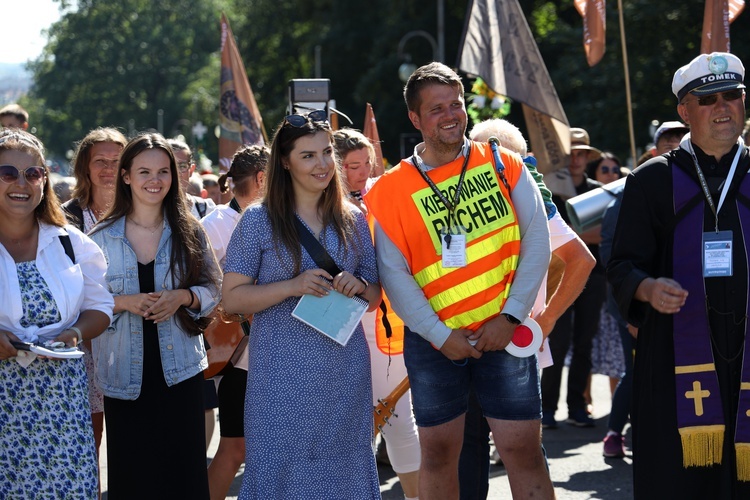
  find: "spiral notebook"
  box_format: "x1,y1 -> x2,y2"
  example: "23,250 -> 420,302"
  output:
292,287 -> 368,346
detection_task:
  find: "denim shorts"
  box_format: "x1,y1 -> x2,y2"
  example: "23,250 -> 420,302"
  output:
403,328 -> 541,427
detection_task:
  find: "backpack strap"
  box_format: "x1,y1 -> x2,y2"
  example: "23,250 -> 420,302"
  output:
58,233 -> 76,264
196,199 -> 207,219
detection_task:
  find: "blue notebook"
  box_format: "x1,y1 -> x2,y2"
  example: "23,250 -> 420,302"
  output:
292,289 -> 369,346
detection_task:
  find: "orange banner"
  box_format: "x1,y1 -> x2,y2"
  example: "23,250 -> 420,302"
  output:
363,103 -> 385,176
218,13 -> 265,175
574,0 -> 606,67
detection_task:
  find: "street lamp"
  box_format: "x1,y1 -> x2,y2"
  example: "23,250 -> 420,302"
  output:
397,30 -> 439,83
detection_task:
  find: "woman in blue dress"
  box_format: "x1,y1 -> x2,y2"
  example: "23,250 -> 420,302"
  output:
222,110 -> 382,499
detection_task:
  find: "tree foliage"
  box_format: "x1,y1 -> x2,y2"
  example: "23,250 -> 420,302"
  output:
26,0 -> 225,159
24,0 -> 750,166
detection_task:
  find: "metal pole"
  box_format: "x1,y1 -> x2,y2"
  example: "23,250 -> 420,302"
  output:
437,0 -> 445,62
618,0 -> 637,168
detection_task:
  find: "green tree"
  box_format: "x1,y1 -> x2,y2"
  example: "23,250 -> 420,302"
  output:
27,0 -> 226,161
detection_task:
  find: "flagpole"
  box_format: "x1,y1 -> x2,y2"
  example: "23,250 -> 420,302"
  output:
618,0 -> 637,167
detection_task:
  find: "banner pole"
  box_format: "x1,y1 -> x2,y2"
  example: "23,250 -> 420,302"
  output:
618,0 -> 637,167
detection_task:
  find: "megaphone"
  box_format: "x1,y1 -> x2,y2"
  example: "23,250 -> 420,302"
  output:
565,177 -> 626,233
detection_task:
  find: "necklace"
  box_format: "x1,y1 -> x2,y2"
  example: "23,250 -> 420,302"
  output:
127,217 -> 163,234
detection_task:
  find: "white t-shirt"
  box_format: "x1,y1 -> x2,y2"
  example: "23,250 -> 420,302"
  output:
200,203 -> 247,371
533,211 -> 576,368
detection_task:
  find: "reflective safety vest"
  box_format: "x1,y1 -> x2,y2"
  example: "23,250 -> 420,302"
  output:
365,141 -> 522,332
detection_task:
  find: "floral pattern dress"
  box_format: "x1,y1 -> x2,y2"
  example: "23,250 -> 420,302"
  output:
0,261 -> 98,499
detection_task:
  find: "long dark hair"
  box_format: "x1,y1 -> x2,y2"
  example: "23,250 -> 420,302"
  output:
264,117 -> 358,274
92,133 -> 216,335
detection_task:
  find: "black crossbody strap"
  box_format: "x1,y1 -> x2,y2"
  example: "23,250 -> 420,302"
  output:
294,217 -> 341,276
295,216 -> 392,340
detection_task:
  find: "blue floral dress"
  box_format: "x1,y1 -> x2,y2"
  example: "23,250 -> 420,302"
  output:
224,206 -> 381,499
0,261 -> 97,499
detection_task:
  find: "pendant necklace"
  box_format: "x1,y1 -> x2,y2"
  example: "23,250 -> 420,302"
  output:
128,217 -> 163,234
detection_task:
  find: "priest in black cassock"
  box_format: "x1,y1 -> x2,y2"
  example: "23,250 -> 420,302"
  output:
609,52 -> 750,499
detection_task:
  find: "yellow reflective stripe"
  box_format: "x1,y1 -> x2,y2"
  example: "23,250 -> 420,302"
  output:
444,287 -> 512,329
674,364 -> 716,374
427,254 -> 519,313
413,225 -> 520,287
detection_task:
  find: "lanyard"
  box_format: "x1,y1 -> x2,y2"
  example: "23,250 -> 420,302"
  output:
411,147 -> 471,229
687,139 -> 743,232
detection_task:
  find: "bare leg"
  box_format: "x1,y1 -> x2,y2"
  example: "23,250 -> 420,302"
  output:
416,415 -> 464,500
488,417 -> 555,499
397,470 -> 419,499
208,436 -> 245,500
205,408 -> 217,452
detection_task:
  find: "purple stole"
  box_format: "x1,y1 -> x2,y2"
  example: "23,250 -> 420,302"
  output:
673,163 -> 750,481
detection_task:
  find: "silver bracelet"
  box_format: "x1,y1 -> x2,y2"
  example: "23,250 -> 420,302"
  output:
68,326 -> 84,343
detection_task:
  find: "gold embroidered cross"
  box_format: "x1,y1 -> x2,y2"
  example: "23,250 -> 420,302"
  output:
685,381 -> 710,416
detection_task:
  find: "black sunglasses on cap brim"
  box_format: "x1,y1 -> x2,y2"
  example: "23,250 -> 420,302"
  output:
284,109 -> 329,128
684,88 -> 745,106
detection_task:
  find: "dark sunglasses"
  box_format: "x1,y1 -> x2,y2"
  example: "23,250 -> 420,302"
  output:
599,166 -> 619,175
0,164 -> 46,185
284,109 -> 328,128
685,88 -> 744,106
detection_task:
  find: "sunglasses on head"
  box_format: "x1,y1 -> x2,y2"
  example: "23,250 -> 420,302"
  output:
284,109 -> 329,128
0,164 -> 45,185
685,88 -> 744,106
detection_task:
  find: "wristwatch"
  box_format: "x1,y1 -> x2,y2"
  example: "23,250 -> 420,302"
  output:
501,313 -> 522,325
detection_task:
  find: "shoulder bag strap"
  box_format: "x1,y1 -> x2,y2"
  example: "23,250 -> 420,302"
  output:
293,216 -> 341,277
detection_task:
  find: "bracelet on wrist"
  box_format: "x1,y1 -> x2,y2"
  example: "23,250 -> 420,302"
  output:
68,326 -> 84,343
187,289 -> 197,309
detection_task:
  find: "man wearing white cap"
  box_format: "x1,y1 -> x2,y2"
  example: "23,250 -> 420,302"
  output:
609,52 -> 750,497
653,120 -> 690,156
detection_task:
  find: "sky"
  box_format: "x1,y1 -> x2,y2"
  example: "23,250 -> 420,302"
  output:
0,0 -> 65,64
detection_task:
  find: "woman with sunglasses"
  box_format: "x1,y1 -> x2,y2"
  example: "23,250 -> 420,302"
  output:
586,151 -> 624,187
61,126 -> 127,494
0,129 -> 114,498
333,128 -> 421,499
222,111 -> 382,498
88,133 -> 221,499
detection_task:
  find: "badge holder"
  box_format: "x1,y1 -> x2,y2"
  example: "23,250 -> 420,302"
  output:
441,225 -> 468,268
702,230 -> 733,277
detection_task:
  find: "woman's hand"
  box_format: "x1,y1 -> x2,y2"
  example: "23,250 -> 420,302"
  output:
144,290 -> 192,324
116,293 -> 159,317
291,269 -> 333,298
0,330 -> 21,360
332,271 -> 366,298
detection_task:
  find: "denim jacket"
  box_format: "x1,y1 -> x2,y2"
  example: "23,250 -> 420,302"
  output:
90,216 -> 221,400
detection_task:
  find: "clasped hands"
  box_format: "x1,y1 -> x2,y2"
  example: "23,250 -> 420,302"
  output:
439,315 -> 517,361
123,290 -> 192,323
292,269 -> 366,298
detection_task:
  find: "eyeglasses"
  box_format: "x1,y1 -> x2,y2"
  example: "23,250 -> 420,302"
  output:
177,162 -> 191,172
683,88 -> 744,106
599,166 -> 619,174
0,164 -> 46,185
284,109 -> 329,128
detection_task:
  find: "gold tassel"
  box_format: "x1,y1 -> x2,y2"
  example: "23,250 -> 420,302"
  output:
679,425 -> 724,467
736,443 -> 750,481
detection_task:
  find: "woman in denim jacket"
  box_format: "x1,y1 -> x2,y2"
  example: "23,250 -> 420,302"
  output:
89,133 -> 221,500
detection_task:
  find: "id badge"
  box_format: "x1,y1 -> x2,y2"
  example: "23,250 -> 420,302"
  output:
440,226 -> 467,268
703,230 -> 733,277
